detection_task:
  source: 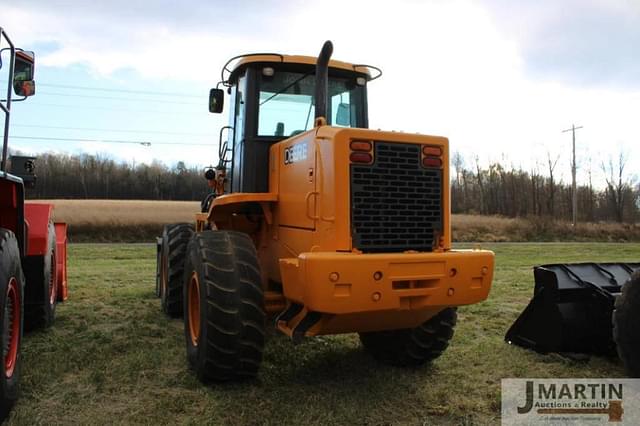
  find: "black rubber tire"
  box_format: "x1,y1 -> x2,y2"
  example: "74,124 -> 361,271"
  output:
160,223 -> 194,317
359,308 -> 457,367
24,223 -> 57,331
155,241 -> 161,298
613,270 -> 640,378
183,231 -> 265,382
0,229 -> 25,421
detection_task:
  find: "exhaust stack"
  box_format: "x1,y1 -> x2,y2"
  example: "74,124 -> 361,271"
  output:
314,40 -> 333,124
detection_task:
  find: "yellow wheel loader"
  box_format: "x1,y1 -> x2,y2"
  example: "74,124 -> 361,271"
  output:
157,41 -> 494,381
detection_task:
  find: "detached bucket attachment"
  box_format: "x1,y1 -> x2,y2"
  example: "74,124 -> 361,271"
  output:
506,263 -> 640,356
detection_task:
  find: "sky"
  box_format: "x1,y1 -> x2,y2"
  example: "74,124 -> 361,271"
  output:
2,0 -> 639,188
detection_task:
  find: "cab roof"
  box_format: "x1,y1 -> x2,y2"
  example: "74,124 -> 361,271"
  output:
223,53 -> 381,85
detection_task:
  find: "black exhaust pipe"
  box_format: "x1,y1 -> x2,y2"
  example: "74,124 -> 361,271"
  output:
314,40 -> 333,123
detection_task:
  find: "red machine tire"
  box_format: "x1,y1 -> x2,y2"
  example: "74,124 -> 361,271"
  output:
359,308 -> 457,367
24,223 -> 57,331
613,270 -> 640,377
0,229 -> 25,421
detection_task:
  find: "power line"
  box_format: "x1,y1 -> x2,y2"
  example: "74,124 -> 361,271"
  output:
36,82 -> 203,98
31,102 -> 205,115
11,123 -> 211,137
36,90 -> 203,105
10,135 -> 215,147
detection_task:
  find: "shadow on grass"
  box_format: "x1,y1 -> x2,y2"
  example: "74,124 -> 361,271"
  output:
195,333 -> 446,424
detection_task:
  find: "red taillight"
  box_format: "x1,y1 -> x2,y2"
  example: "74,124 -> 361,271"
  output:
422,146 -> 442,156
350,152 -> 373,163
421,144 -> 443,168
350,140 -> 372,151
422,156 -> 442,168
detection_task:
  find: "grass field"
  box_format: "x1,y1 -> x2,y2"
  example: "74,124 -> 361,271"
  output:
9,242 -> 640,425
28,199 -> 640,243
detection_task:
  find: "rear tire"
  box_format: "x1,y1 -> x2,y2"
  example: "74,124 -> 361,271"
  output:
183,231 -> 265,382
0,229 -> 25,421
613,270 -> 640,377
24,223 -> 57,331
359,308 -> 457,367
159,223 -> 194,317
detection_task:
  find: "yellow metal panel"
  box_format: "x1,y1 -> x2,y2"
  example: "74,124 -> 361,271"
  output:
279,250 -> 494,316
277,131 -> 317,230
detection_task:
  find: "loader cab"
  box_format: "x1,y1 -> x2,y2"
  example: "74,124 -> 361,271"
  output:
211,55 -> 379,193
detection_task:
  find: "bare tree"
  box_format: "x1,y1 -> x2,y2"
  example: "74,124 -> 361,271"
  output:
602,150 -> 631,222
546,152 -> 560,217
475,156 -> 485,214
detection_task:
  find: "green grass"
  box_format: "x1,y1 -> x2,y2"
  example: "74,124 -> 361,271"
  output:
9,243 -> 640,425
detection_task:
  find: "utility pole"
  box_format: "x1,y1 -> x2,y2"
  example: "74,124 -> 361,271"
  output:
562,124 -> 583,226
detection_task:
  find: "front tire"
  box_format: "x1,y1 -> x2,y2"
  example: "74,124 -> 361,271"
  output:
359,308 -> 457,367
159,223 -> 194,317
613,271 -> 640,377
183,231 -> 265,382
0,229 -> 25,421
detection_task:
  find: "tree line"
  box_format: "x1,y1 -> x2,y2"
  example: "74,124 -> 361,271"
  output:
13,150 -> 640,223
15,152 -> 208,201
451,152 -> 639,223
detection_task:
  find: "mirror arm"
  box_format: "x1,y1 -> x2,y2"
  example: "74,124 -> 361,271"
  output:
0,96 -> 25,102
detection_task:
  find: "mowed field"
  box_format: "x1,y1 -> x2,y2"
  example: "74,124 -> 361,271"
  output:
38,199 -> 200,225
29,200 -> 200,242
9,242 -> 640,425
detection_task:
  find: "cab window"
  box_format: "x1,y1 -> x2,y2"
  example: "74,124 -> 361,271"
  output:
257,70 -> 364,137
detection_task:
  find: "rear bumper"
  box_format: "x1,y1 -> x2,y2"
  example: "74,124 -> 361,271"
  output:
279,249 -> 494,315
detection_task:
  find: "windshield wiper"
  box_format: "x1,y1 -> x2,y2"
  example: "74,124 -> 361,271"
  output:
259,73 -> 312,106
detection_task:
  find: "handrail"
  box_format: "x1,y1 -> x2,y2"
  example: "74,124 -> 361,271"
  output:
352,64 -> 383,80
221,53 -> 284,87
0,26 -> 16,173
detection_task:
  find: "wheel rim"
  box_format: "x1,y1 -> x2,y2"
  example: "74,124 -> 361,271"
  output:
4,277 -> 20,378
49,251 -> 57,306
188,272 -> 201,346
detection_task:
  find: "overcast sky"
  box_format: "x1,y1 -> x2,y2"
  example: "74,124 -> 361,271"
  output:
2,0 -> 639,187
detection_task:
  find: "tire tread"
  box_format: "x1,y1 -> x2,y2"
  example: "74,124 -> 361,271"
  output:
359,308 -> 457,367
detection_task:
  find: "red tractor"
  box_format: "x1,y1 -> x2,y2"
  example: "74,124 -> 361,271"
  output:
0,27 -> 68,419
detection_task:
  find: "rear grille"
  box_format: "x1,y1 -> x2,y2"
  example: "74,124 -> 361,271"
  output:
350,142 -> 442,252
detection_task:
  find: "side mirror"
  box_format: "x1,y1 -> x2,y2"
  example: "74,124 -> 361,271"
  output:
13,50 -> 36,97
209,88 -> 224,113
